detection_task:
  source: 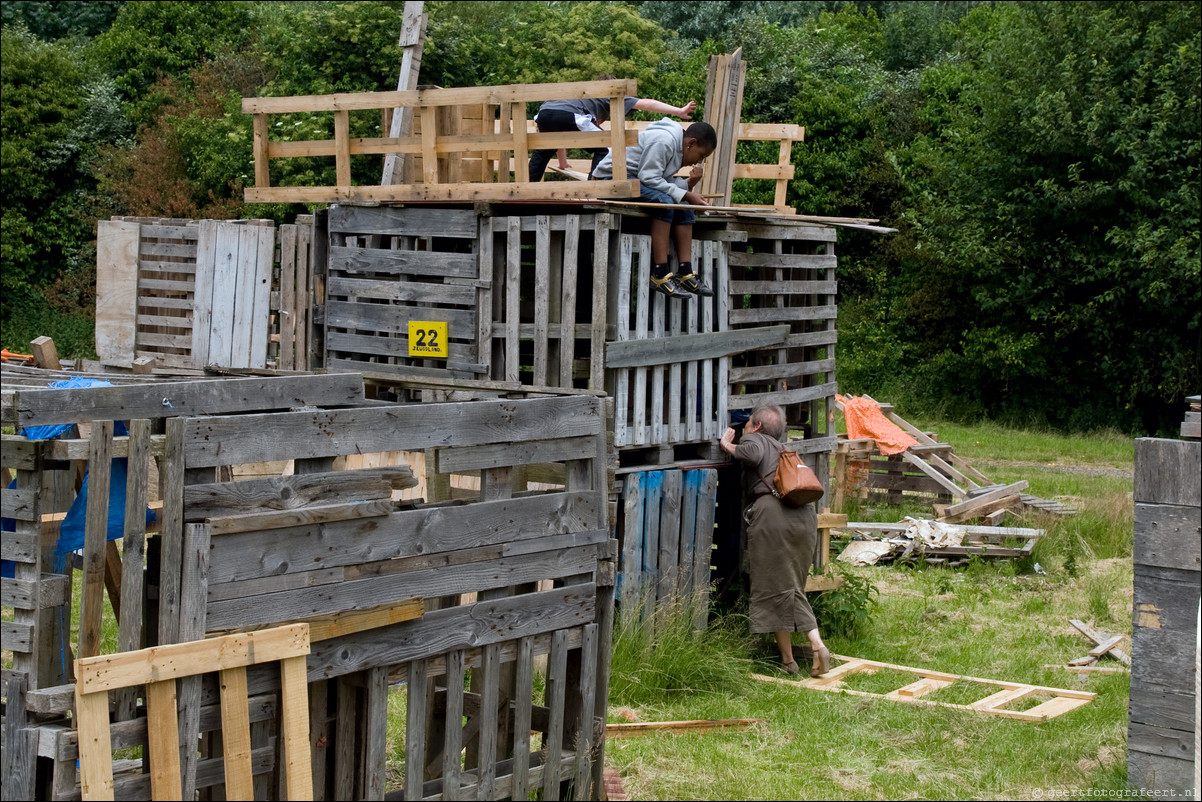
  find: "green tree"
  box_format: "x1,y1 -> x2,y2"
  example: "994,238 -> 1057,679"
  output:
897,1 -> 1201,431
1,24 -> 90,303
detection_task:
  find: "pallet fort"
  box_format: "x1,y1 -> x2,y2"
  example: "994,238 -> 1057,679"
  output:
3,67 -> 871,799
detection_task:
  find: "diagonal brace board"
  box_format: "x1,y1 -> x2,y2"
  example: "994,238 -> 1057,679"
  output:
752,655 -> 1094,722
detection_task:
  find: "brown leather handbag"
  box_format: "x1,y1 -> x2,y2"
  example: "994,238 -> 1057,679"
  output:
756,438 -> 824,507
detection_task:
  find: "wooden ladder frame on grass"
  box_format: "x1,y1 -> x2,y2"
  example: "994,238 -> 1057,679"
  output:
74,623 -> 313,801
754,655 -> 1095,722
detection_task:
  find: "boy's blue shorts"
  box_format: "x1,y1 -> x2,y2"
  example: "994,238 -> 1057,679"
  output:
639,184 -> 696,225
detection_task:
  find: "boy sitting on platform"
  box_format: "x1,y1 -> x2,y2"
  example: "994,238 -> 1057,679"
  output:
592,120 -> 718,299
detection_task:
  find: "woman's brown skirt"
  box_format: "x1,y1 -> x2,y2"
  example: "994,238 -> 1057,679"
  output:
744,494 -> 818,634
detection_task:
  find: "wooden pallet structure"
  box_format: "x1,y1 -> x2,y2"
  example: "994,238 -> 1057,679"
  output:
95,215 -> 316,372
833,397 -> 1076,520
1,372 -> 617,801
754,655 -> 1095,722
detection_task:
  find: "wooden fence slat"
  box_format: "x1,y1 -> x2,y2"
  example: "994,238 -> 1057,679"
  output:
405,658 -> 428,802
79,421 -> 113,659
511,636 -> 534,801
572,623 -> 599,801
541,630 -> 568,802
658,471 -> 682,607
442,649 -> 465,800
192,219 -> 218,366
115,418 -> 151,720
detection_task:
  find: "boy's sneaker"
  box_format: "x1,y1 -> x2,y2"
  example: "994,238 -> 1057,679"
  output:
650,271 -> 693,299
678,271 -> 713,297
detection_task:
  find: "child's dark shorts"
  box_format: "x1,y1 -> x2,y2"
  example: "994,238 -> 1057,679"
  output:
639,184 -> 696,225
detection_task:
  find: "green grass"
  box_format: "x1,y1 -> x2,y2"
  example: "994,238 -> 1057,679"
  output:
604,418 -> 1136,800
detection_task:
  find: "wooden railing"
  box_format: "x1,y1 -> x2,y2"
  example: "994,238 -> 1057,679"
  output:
242,79 -> 641,204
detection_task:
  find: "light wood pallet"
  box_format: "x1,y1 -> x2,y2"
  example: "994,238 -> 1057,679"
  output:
75,623 -> 313,801
754,655 -> 1095,722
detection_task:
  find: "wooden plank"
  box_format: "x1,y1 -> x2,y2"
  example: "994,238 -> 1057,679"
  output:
184,468 -> 409,521
442,649 -> 465,800
159,418 -> 185,646
658,471 -> 682,606
475,644 -> 501,798
249,223 -> 275,369
176,522 -> 211,799
1134,438 -> 1201,506
604,325 -> 788,369
939,481 -> 1028,518
362,666 -> 388,800
13,373 -> 366,428
605,719 -> 765,737
218,665 -> 255,800
304,585 -> 595,684
75,624 -> 311,694
96,221 -> 140,365
571,623 -> 599,800
542,630 -> 568,802
204,492 -> 599,582
204,499 -> 395,536
511,636 -> 535,800
404,658 -> 428,802
205,544 -> 600,633
79,421 -> 113,659
181,395 -> 603,467
1070,619 -> 1132,666
75,682 -> 117,800
533,216 -> 550,384
207,222 -> 241,367
1,673 -> 38,801
306,597 -> 424,642
279,224 -> 298,369
504,216 -> 522,383
146,679 -> 185,800
192,219 -> 218,366
900,450 -> 968,500
115,418 -> 150,719
1134,502 -> 1202,574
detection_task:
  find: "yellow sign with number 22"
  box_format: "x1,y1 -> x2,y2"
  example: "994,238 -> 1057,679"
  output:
408,321 -> 448,358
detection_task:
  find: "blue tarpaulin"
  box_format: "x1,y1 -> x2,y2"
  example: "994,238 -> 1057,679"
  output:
2,377 -> 157,577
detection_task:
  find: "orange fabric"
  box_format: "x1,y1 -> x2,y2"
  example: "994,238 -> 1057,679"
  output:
837,394 -> 919,455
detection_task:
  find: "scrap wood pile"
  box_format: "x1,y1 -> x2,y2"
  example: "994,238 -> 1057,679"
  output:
833,394 -> 1077,522
832,516 -> 1044,567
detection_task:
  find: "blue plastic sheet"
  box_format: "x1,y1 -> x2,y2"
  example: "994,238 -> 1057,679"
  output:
2,377 -> 156,576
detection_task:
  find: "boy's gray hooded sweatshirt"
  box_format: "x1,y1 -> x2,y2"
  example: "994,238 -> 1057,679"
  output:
592,117 -> 687,202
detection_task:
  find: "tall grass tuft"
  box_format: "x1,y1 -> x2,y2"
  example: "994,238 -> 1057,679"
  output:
609,595 -> 756,707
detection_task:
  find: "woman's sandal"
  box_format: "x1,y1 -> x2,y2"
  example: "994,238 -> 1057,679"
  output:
650,272 -> 692,299
781,660 -> 800,676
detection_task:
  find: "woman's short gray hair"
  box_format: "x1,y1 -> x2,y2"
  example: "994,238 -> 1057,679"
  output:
749,404 -> 786,440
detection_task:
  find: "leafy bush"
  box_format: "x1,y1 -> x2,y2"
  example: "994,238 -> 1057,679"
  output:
810,566 -> 879,639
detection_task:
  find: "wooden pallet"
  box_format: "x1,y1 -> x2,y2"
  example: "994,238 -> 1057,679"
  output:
75,623 -> 313,801
754,655 -> 1095,722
